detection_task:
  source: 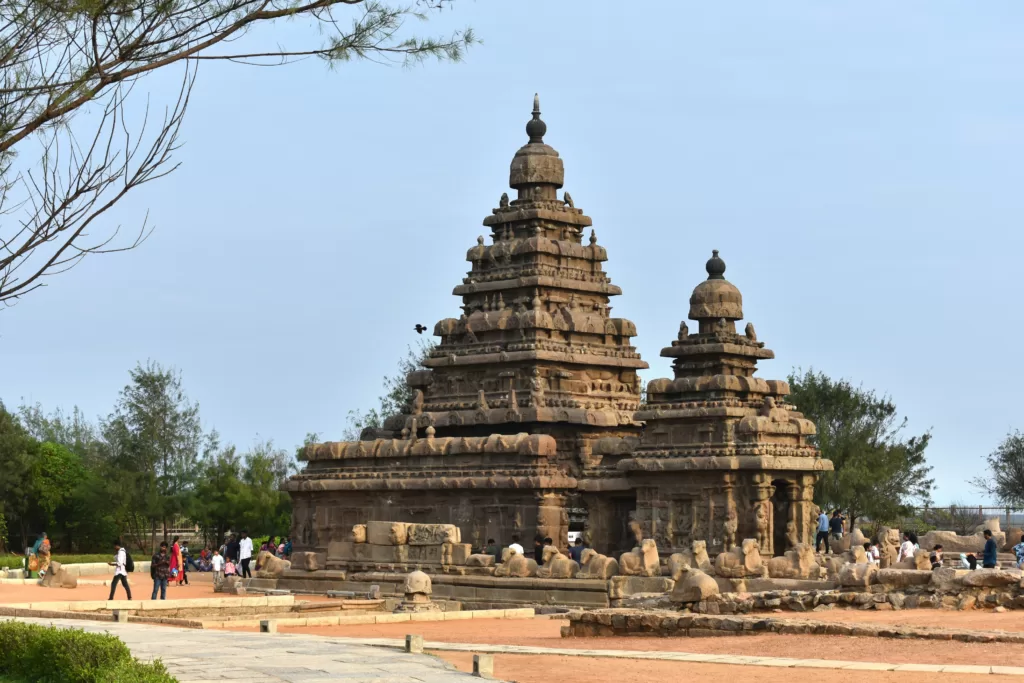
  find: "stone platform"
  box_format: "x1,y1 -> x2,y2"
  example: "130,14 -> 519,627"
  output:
270,569 -> 612,608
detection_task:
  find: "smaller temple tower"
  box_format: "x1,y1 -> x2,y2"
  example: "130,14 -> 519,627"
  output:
602,250 -> 832,557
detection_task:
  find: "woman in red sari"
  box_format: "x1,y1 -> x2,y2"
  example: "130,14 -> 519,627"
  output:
169,536 -> 182,586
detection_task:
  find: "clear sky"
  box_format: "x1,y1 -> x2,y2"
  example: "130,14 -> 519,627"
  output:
3,1 -> 1022,504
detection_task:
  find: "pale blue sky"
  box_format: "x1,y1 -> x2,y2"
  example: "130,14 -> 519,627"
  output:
3,1 -> 1022,503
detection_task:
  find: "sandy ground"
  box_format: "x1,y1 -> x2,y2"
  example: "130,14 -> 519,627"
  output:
766,607 -> 1024,631
0,578 -> 336,604
280,617 -> 1024,667
434,652 -> 990,683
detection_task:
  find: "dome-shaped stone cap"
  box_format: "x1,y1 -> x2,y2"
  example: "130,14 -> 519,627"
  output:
510,94 -> 564,189
688,249 -> 743,321
404,569 -> 432,595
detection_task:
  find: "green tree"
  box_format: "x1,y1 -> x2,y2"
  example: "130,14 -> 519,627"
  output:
972,431 -> 1024,506
238,439 -> 295,537
344,341 -> 434,439
193,445 -> 247,545
104,361 -> 207,545
0,403 -> 38,550
788,368 -> 933,526
1,1 -> 474,304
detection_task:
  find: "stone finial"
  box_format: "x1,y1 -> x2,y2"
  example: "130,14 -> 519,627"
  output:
589,229 -> 597,245
526,93 -> 546,143
477,235 -> 484,246
563,191 -> 574,208
499,192 -> 509,208
706,249 -> 726,280
745,322 -> 757,341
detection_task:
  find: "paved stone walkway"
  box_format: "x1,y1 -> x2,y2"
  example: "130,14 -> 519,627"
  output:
1,617 -> 481,682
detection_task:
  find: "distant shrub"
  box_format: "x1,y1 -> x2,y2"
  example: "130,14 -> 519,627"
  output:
0,621 -> 175,682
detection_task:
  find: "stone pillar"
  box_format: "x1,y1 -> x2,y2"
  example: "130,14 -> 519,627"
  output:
536,492 -> 569,552
751,473 -> 776,556
789,475 -> 818,546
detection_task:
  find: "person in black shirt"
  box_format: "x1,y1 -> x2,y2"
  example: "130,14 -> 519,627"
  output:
534,534 -> 546,565
225,534 -> 240,563
828,511 -> 844,541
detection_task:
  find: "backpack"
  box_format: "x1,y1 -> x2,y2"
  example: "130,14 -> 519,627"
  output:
124,549 -> 135,573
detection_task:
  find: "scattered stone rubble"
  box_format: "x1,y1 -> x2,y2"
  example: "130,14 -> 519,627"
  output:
563,609 -> 1024,643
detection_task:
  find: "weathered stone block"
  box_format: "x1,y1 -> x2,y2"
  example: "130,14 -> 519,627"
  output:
839,562 -> 877,588
608,576 -> 674,599
370,545 -> 409,563
328,541 -> 355,560
962,569 -> 1022,587
442,543 -> 472,566
407,524 -> 460,545
291,552 -> 326,571
876,568 -> 932,588
367,521 -> 408,546
407,545 -> 444,563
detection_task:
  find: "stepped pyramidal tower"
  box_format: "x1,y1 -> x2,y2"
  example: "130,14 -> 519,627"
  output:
286,98 -> 831,564
286,97 -> 649,554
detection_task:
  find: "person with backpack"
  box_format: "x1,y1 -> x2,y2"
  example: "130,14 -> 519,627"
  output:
107,539 -> 133,600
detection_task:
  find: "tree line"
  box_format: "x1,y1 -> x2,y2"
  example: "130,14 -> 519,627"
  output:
0,361 -> 302,554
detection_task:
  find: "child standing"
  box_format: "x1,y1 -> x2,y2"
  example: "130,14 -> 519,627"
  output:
211,549 -> 225,588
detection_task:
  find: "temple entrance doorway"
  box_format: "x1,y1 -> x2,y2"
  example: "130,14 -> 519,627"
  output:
771,480 -> 790,556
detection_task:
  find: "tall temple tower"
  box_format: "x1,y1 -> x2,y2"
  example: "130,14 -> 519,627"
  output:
286,97 -> 648,554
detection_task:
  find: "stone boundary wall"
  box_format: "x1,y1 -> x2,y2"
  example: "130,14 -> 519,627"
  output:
0,561 -> 152,580
0,595 -> 295,614
564,609 -> 1024,644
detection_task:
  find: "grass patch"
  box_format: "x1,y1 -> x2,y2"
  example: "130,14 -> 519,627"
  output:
0,621 -> 175,682
0,555 -> 112,570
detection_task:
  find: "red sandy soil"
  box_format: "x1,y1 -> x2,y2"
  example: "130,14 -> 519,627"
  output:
0,581 -> 336,604
435,652 -> 989,683
279,617 -> 1022,667
765,607 -> 1024,631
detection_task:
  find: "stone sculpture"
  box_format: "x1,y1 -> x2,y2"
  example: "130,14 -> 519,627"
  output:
563,191 -> 574,208
723,506 -> 738,552
766,543 -> 818,579
785,521 -> 799,550
499,192 -> 509,208
619,538 -> 660,577
877,527 -> 901,569
465,554 -> 496,567
753,503 -> 769,551
839,561 -> 878,588
920,522 -> 1006,555
351,525 -> 367,544
894,548 -> 932,571
536,545 -> 580,579
38,561 -> 77,589
669,567 -> 719,604
256,551 -> 291,579
576,548 -> 619,579
494,548 -> 538,578
714,538 -> 767,579
668,539 -> 712,579
394,570 -> 439,613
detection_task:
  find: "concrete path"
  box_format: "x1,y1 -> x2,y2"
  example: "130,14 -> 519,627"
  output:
1,617 -> 482,682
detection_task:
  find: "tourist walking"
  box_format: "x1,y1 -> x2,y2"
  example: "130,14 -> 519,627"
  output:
815,510 -> 830,554
983,529 -> 998,569
107,539 -> 132,600
168,536 -> 180,583
239,530 -> 253,579
211,549 -> 225,589
151,542 -> 171,600
829,511 -> 844,542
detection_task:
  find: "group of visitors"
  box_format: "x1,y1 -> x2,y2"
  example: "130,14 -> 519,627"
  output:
814,509 -> 847,554
478,534 -> 590,567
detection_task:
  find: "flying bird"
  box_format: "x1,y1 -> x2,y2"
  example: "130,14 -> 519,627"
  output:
414,324 -> 427,334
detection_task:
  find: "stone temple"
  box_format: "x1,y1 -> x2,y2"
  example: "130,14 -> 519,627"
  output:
285,96 -> 832,561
